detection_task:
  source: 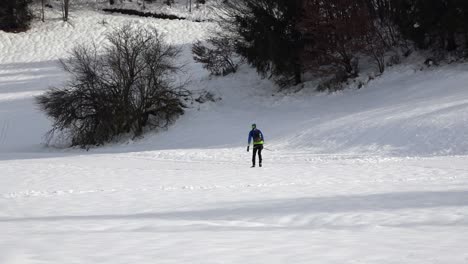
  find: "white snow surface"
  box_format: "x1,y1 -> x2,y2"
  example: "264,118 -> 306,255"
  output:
1,7 -> 468,264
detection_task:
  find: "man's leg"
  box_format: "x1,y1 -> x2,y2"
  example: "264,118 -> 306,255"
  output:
258,145 -> 263,167
252,146 -> 257,167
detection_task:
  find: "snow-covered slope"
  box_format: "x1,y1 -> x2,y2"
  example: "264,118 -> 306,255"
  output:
1,8 -> 468,264
127,61 -> 468,157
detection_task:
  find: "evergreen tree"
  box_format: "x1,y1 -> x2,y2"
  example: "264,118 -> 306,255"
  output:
221,0 -> 304,87
0,0 -> 33,32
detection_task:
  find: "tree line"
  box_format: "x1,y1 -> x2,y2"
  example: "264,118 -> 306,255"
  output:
195,0 -> 468,89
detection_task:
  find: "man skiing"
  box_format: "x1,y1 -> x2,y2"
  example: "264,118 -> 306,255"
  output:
247,123 -> 264,168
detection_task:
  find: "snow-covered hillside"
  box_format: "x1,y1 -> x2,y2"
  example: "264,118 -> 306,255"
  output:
1,7 -> 468,264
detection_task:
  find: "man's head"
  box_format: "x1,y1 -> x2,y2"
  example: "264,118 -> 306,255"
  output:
251,123 -> 257,130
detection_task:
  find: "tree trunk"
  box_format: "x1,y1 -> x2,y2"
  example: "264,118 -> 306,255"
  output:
62,0 -> 69,22
465,32 -> 468,50
446,32 -> 457,51
41,0 -> 45,22
293,59 -> 302,85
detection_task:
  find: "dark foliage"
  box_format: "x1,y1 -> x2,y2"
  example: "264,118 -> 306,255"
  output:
218,0 -> 391,89
220,0 -> 304,87
103,8 -> 185,20
204,0 -> 468,91
0,0 -> 32,32
365,0 -> 468,54
36,25 -> 190,148
192,37 -> 238,76
194,91 -> 221,104
103,7 -> 211,22
299,0 -> 373,79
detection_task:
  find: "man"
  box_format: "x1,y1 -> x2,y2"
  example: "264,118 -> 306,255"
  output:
247,123 -> 264,168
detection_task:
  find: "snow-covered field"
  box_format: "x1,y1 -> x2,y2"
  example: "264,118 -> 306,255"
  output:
1,6 -> 468,264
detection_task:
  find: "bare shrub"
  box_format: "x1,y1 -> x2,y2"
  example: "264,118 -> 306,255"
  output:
194,90 -> 221,104
364,29 -> 387,74
317,70 -> 347,92
36,24 -> 190,148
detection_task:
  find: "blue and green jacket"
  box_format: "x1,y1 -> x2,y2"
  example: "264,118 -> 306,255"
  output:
248,129 -> 264,145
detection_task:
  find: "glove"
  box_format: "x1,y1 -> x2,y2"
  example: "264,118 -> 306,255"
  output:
247,146 -> 250,152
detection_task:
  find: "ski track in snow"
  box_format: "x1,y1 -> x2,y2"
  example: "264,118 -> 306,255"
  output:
3,154 -> 468,200
2,5 -> 468,264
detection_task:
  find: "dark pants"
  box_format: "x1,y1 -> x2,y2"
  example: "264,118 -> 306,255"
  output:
252,144 -> 263,166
